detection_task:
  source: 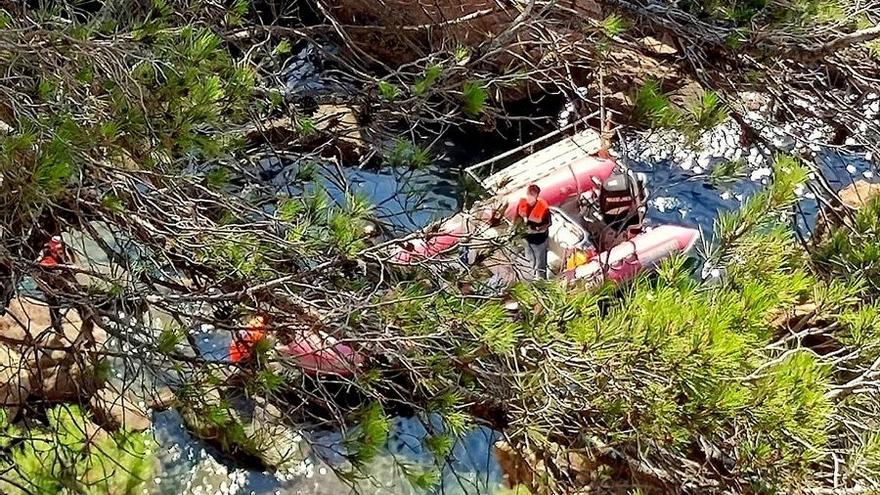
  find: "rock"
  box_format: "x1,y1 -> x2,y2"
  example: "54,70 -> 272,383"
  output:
814,180 -> 880,240
244,117 -> 298,144
668,81 -> 706,111
495,439 -> 595,491
82,418 -> 112,444
838,180 -> 880,209
640,36 -> 677,55
696,154 -> 711,168
495,440 -> 534,489
0,295 -> 86,346
145,385 -> 178,411
771,302 -> 818,329
180,387 -> 308,471
739,91 -> 770,112
245,105 -> 368,163
0,345 -> 30,419
89,386 -> 152,432
320,0 -> 703,108
311,104 -> 367,162
0,120 -> 11,135
342,0 -> 596,67
30,361 -> 98,402
245,401 -> 308,471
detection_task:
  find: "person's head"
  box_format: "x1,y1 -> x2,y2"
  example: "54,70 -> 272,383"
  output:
526,184 -> 541,205
46,235 -> 63,253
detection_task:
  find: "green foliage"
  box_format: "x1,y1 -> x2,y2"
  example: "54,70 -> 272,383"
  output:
688,91 -> 728,130
34,160 -> 73,196
377,153 -> 849,488
634,82 -> 729,140
413,64 -> 443,96
385,139 -> 431,169
273,39 -> 292,57
252,369 -> 285,394
157,325 -> 185,354
750,352 -> 831,466
101,192 -> 124,213
633,80 -> 683,128
276,189 -> 371,258
469,301 -> 521,354
600,13 -> 628,37
0,8 -> 259,214
711,155 -> 808,250
424,433 -> 454,459
198,233 -> 274,281
346,402 -> 390,467
403,464 -> 441,491
378,81 -> 400,100
461,81 -> 488,117
814,196 -> 880,295
297,117 -> 317,137
682,0 -> 844,26
329,209 -> 365,256
848,431 -> 880,480
440,410 -> 472,437
205,166 -> 231,190
0,406 -> 155,495
857,16 -> 880,58
277,197 -> 304,222
225,0 -> 249,26
789,0 -> 845,24
710,158 -> 747,185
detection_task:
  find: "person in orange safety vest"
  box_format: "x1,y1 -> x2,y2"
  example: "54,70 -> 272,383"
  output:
229,314 -> 268,363
517,184 -> 552,280
37,235 -> 75,267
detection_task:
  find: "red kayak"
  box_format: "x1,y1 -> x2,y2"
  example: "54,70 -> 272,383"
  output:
230,317 -> 363,377
280,329 -> 363,377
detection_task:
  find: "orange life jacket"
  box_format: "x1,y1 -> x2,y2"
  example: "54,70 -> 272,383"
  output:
38,255 -> 59,267
229,316 -> 267,363
517,198 -> 550,225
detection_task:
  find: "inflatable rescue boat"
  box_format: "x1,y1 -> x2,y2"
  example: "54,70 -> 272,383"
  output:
391,127 -> 700,287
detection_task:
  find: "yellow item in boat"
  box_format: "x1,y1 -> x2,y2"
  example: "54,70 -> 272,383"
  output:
566,249 -> 592,270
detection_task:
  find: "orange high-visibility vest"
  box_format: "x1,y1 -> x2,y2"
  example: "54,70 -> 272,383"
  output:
229,316 -> 267,363
517,198 -> 550,224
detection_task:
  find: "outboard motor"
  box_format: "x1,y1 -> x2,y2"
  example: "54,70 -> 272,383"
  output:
599,168 -> 647,230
